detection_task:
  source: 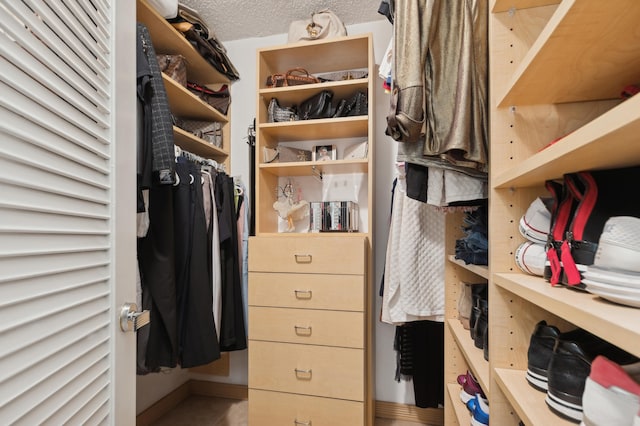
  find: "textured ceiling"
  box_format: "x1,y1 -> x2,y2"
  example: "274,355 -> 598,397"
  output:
179,0 -> 386,41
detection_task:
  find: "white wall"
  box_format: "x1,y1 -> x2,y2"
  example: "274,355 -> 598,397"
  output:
137,18 -> 419,411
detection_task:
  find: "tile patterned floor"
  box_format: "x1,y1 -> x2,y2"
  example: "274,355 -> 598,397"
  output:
151,396 -> 429,425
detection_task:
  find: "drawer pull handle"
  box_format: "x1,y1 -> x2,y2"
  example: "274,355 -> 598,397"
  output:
294,420 -> 311,426
294,368 -> 312,379
294,254 -> 312,263
294,325 -> 312,335
294,290 -> 312,299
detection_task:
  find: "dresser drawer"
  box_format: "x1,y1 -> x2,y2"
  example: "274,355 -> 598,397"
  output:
249,389 -> 364,425
249,272 -> 364,311
249,236 -> 367,274
249,341 -> 364,401
249,306 -> 364,348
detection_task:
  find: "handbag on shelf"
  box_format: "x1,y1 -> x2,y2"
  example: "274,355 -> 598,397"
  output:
287,9 -> 347,43
156,54 -> 187,87
179,120 -> 223,147
299,90 -> 334,120
187,82 -> 231,115
265,68 -> 320,88
334,91 -> 368,118
176,23 -> 240,81
268,98 -> 299,122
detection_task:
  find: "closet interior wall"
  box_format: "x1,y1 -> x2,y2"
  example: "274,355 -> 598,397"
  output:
445,1 -> 640,425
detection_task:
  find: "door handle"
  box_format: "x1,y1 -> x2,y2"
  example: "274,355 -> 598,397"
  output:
120,302 -> 150,332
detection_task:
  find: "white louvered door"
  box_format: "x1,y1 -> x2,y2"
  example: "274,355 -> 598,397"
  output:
0,1 -> 137,425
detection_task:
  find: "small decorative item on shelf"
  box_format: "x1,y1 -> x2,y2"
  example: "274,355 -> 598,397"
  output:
273,180 -> 308,232
179,120 -> 223,147
267,98 -> 299,122
309,201 -> 359,232
312,144 -> 336,162
186,82 -> 231,115
156,54 -> 187,87
265,68 -> 320,88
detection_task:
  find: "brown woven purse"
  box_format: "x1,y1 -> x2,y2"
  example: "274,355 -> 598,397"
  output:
266,68 -> 320,88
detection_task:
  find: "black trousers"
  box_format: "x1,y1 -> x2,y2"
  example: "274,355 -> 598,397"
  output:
174,160 -> 220,367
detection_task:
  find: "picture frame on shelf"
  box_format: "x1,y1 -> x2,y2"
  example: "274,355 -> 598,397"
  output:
312,144 -> 336,162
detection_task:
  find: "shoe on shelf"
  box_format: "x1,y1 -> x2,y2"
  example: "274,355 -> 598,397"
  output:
457,371 -> 485,403
473,298 -> 488,350
581,355 -> 640,426
467,394 -> 489,426
592,216 -> 640,274
519,197 -> 552,244
526,320 -> 593,392
515,241 -> 546,276
546,335 -> 639,423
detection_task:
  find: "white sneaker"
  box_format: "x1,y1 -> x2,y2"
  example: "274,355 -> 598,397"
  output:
515,242 -> 546,276
580,355 -> 640,426
519,197 -> 552,244
594,216 -> 640,273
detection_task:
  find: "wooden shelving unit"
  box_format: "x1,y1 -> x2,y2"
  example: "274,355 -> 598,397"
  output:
249,34 -> 375,426
445,2 -> 640,425
457,1 -> 640,425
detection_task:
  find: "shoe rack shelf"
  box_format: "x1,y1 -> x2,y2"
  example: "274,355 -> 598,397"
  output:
494,369 -> 574,426
444,212 -> 490,425
446,383 -> 471,426
448,320 -> 489,392
477,1 -> 640,425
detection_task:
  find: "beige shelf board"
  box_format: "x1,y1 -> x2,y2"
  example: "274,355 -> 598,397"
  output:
254,232 -> 370,238
494,368 -> 574,426
498,0 -> 640,106
447,255 -> 490,280
494,94 -> 640,189
259,159 -> 368,177
259,117 -> 369,141
164,75 -> 228,122
258,34 -> 371,76
137,0 -> 230,84
446,383 -> 471,425
260,78 -> 368,105
494,273 -> 640,356
173,126 -> 228,160
492,0 -> 560,13
448,319 -> 490,396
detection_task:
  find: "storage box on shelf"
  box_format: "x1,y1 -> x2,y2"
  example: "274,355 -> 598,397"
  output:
249,34 -> 375,425
137,0 -> 231,168
484,1 -> 640,425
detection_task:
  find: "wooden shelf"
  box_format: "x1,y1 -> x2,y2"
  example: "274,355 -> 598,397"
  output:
498,0 -> 640,106
494,94 -> 640,188
446,383 -> 471,426
494,273 -> 640,356
494,368 -> 574,426
259,159 -> 368,177
447,255 -> 490,280
492,0 -> 560,13
259,117 -> 369,141
163,75 -> 228,122
258,34 -> 371,79
173,126 -> 228,160
260,79 -> 368,106
136,0 -> 230,84
448,319 -> 490,397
